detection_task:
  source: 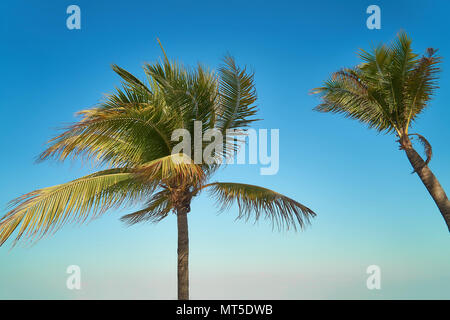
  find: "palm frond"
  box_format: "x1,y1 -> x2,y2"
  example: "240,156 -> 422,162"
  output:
38,104 -> 179,167
111,64 -> 152,95
404,48 -> 441,127
216,56 -> 259,132
312,68 -> 397,133
206,182 -> 316,231
409,133 -> 433,170
120,189 -> 172,225
0,169 -> 153,247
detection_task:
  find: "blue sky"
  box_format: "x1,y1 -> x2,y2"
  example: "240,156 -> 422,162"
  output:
0,0 -> 449,299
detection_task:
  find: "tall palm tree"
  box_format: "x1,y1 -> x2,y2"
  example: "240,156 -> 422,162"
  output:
312,32 -> 449,231
0,43 -> 316,299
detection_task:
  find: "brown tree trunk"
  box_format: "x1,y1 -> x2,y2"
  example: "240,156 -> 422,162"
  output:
400,135 -> 450,231
177,208 -> 189,300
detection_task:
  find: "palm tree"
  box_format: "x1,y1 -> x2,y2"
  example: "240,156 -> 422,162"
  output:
312,32 -> 450,231
0,43 -> 316,299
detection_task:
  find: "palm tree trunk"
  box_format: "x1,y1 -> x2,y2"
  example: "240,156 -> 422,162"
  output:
401,136 -> 450,231
177,208 -> 189,300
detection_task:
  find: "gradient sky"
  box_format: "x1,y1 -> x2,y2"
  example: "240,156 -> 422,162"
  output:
1,0 -> 449,299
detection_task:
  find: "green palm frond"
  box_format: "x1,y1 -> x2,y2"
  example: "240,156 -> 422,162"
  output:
206,182 -> 316,231
38,131 -> 148,167
216,56 -> 259,132
38,104 -> 179,167
120,189 -> 172,225
0,169 -> 152,246
111,64 -> 152,95
404,48 -> 441,127
312,67 -> 397,133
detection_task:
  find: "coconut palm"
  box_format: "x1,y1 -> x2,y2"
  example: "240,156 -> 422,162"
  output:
0,44 -> 316,299
312,32 -> 449,231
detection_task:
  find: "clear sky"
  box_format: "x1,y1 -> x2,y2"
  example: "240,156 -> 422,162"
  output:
0,0 -> 449,299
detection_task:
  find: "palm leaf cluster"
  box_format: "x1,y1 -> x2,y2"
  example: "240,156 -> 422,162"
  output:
312,32 -> 450,232
312,32 -> 441,139
0,45 -> 315,246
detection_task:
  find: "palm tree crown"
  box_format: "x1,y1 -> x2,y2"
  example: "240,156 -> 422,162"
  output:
312,32 -> 450,231
0,44 -> 315,246
312,32 -> 440,138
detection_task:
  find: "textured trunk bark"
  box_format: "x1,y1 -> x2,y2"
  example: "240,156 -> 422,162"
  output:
177,208 -> 189,300
401,136 -> 450,231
